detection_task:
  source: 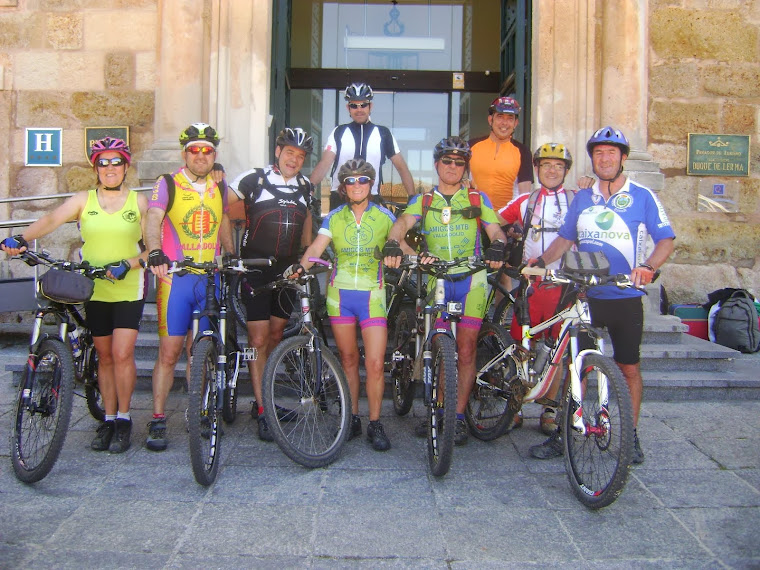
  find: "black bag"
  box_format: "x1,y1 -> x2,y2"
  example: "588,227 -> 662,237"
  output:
561,251 -> 610,275
710,289 -> 760,353
38,268 -> 94,304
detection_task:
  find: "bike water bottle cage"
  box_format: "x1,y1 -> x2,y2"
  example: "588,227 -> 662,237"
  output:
562,251 -> 610,275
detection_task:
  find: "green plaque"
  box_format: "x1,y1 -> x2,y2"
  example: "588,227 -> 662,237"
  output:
687,134 -> 750,176
84,126 -> 129,164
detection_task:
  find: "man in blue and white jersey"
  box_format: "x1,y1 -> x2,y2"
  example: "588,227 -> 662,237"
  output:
310,83 -> 416,210
530,126 -> 675,465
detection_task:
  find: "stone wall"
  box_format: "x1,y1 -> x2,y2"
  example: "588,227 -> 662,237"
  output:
648,0 -> 760,304
0,1 -> 157,272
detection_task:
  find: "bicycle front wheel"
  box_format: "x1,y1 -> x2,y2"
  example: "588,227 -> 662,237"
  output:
427,333 -> 457,477
466,322 -> 514,441
262,335 -> 350,468
564,352 -> 634,509
188,337 -> 222,486
10,339 -> 75,483
492,295 -> 514,327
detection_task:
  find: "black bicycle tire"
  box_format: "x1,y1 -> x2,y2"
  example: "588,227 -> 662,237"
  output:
427,333 -> 457,477
466,322 -> 514,441
563,352 -> 634,509
262,335 -> 351,468
492,295 -> 515,327
83,343 -> 105,422
390,305 -> 416,416
188,337 -> 221,486
10,338 -> 76,483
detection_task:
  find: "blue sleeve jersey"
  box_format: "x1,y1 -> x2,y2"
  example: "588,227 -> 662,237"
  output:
558,179 -> 676,299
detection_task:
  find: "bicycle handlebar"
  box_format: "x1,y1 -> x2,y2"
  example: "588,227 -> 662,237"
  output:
16,249 -> 110,280
167,256 -> 274,275
520,265 -> 642,289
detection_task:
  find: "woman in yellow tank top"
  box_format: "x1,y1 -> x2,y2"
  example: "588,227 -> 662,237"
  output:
0,138 -> 148,453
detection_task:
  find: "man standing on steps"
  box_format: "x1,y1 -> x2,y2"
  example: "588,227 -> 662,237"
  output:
310,82 -> 417,210
527,126 -> 675,465
143,123 -> 236,452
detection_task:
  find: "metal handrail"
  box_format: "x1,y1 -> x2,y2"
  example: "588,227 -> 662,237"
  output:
0,186 -> 154,230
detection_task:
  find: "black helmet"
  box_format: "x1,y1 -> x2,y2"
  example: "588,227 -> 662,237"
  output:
344,83 -> 374,102
433,136 -> 471,162
337,158 -> 376,183
275,127 -> 314,154
179,122 -> 220,147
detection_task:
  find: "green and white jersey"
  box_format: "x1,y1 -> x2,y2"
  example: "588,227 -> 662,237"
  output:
405,186 -> 501,272
319,202 -> 396,291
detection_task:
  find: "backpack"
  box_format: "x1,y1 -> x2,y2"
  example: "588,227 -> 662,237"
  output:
710,289 -> 760,353
508,188 -> 574,267
420,189 -> 484,251
161,172 -> 228,213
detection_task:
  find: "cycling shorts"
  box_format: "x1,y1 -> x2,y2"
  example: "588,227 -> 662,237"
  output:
433,270 -> 488,331
510,281 -> 569,342
327,287 -> 387,330
587,296 -> 643,365
156,272 -> 214,337
85,299 -> 145,337
243,262 -> 297,322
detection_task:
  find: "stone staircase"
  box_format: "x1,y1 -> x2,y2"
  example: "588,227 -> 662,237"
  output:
5,305 -> 759,401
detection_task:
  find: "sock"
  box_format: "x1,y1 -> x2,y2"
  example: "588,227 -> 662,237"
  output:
153,413 -> 166,420
116,411 -> 131,422
258,406 -> 264,416
105,415 -> 116,422
369,420 -> 380,427
457,413 -> 465,421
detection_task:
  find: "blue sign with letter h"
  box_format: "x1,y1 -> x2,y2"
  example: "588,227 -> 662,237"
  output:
25,128 -> 62,166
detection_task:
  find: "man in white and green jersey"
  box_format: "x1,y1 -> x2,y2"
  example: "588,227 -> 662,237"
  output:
383,136 -> 507,446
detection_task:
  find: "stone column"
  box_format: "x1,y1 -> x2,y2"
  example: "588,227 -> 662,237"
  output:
137,0 -> 207,185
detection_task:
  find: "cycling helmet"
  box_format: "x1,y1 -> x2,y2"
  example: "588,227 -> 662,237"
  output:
179,122 -> 220,148
586,126 -> 630,157
433,136 -> 471,162
89,137 -> 131,166
533,143 -> 573,170
275,127 -> 314,154
489,96 -> 521,116
337,158 -> 376,184
344,82 -> 374,102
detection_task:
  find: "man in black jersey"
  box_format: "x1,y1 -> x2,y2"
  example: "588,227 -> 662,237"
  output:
228,127 -> 315,441
310,82 -> 416,210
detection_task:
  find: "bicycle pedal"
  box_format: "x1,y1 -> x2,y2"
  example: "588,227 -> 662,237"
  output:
242,347 -> 258,362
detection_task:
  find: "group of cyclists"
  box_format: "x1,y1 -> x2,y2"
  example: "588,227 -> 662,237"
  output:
1,81 -> 675,465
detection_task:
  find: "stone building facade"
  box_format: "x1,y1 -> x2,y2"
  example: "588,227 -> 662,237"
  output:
0,0 -> 758,305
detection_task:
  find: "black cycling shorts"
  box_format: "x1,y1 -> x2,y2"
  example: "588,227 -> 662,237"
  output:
242,260 -> 297,322
587,296 -> 644,365
85,299 -> 145,337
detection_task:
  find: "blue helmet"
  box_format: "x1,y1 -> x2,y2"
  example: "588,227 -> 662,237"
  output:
586,126 -> 630,157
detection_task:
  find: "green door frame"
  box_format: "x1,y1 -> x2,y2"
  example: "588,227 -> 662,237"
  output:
501,0 -> 532,148
271,0 -> 291,162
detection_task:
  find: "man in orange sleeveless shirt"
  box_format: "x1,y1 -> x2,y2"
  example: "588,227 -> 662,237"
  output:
469,96 -> 534,212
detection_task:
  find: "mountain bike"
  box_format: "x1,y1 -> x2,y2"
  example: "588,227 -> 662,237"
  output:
9,249 -> 108,483
259,258 -> 351,468
386,254 -> 487,477
471,252 -> 636,508
170,255 -> 272,486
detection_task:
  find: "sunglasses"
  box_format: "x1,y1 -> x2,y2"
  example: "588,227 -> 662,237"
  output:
186,145 -> 216,155
440,157 -> 467,167
539,162 -> 566,172
348,102 -> 370,109
344,176 -> 372,185
96,157 -> 126,167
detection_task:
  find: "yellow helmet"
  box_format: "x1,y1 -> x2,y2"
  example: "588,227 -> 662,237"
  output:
533,143 -> 573,170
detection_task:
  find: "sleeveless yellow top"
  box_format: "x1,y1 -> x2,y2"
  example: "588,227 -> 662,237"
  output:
80,189 -> 144,302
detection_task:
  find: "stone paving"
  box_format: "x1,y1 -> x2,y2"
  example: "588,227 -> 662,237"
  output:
1,338 -> 759,568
